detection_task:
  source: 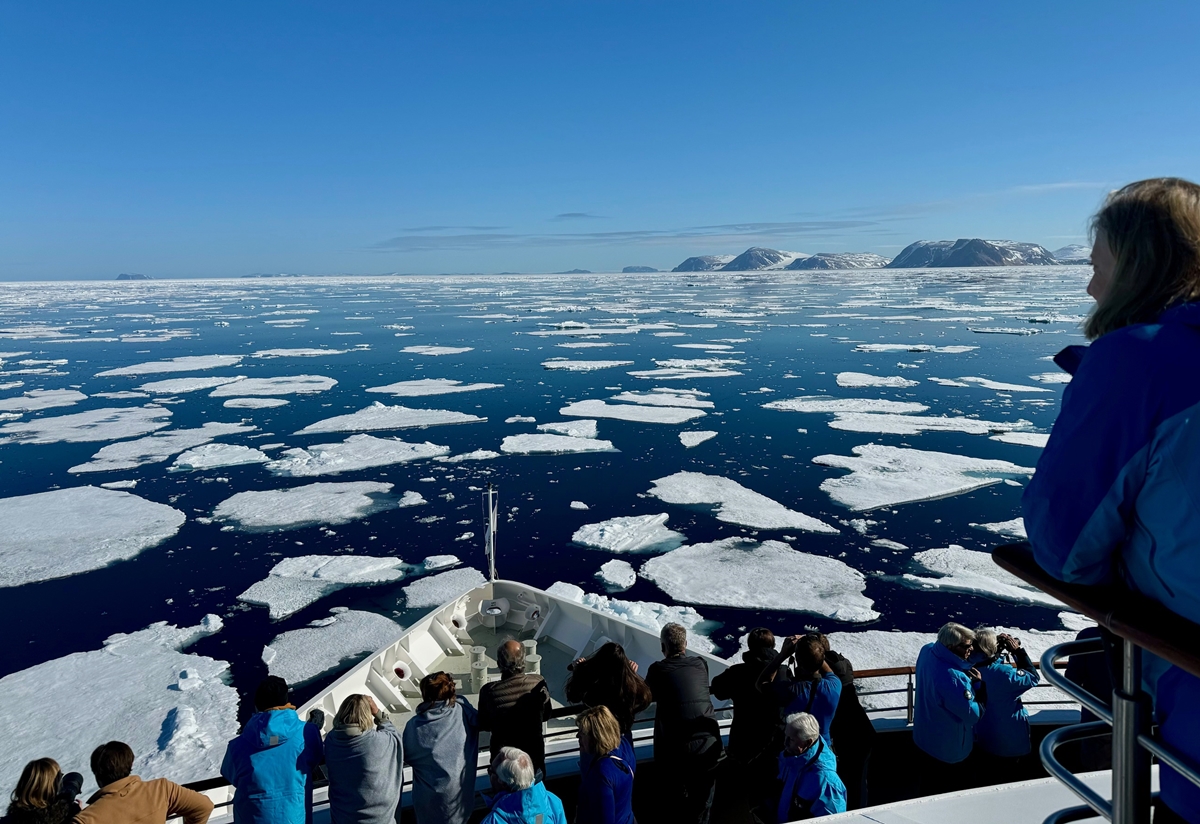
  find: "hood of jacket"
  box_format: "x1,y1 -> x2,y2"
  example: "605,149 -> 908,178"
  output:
416,698 -> 457,721
742,647 -> 777,667
243,707 -> 304,751
488,782 -> 557,821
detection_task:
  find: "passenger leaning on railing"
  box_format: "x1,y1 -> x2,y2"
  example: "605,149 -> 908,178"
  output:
1022,177 -> 1200,824
970,629 -> 1038,782
2,758 -> 83,824
78,741 -> 213,824
564,642 -> 652,738
756,635 -> 841,746
812,632 -> 876,810
479,640 -> 551,773
912,623 -> 986,795
574,706 -> 636,824
323,694 -> 404,824
401,672 -> 480,824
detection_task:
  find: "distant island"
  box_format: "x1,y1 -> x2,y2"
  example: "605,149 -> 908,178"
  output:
115,273 -> 152,281
886,239 -> 1056,268
622,265 -> 658,273
554,268 -> 592,274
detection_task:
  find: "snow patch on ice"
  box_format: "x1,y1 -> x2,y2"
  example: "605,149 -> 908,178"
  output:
648,471 -> 838,533
212,481 -> 395,531
572,513 -> 686,554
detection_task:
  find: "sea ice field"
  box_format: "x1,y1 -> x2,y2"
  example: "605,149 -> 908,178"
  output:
0,267 -> 1093,790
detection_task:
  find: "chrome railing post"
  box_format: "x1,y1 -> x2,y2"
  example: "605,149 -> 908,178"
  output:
1110,639 -> 1152,824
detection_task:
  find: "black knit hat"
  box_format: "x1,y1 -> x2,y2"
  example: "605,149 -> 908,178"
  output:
255,675 -> 290,711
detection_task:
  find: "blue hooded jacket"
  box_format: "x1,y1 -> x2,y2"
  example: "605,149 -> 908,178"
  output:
576,735 -> 636,824
769,671 -> 842,745
775,738 -> 846,821
912,641 -> 983,764
974,650 -> 1039,757
480,781 -> 567,824
221,708 -> 324,824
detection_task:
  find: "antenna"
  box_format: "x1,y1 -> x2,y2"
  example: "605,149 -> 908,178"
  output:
483,485 -> 498,581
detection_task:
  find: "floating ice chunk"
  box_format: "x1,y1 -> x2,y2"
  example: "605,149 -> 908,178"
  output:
570,501 -> 589,510
852,344 -> 978,354
971,517 -> 1028,540
648,471 -> 838,533
679,430 -> 717,448
871,538 -> 908,551
69,422 -> 255,473
970,327 -> 1040,336
0,486 -> 186,588
398,491 -> 427,508
403,568 -> 487,609
0,615 -> 234,795
435,449 -> 501,463
139,376 -> 245,394
763,397 -> 929,415
1031,372 -> 1072,384
928,378 -> 971,388
556,342 -> 617,348
97,355 -> 243,377
239,555 -> 411,619
627,367 -> 742,380
545,582 -> 715,654
641,538 -> 878,622
560,399 -> 705,424
172,443 -> 271,471
990,432 -> 1050,447
223,397 -> 290,409
366,378 -> 503,396
267,434 -> 449,477
597,560 -> 636,591
901,544 -> 1064,608
835,372 -> 919,388
297,402 -> 486,434
610,389 -> 714,409
422,555 -> 460,571
813,444 -> 1035,511
455,532 -> 474,542
0,389 -> 87,413
939,376 -> 1051,393
0,406 -> 172,445
827,413 -> 1034,436
263,609 -> 404,685
538,419 -> 599,438
210,375 -> 336,397
572,513 -> 686,554
542,359 -> 635,371
402,345 -> 473,356
212,481 -> 395,531
100,479 -> 138,490
93,391 -> 151,399
1060,612 -> 1095,633
252,348 -> 349,358
505,415 -> 536,424
500,433 -> 616,455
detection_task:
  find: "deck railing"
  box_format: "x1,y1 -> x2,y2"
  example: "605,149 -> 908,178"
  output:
994,542 -> 1200,824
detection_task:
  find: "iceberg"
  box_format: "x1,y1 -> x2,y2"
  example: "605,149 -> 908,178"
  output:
172,443 -> 271,471
262,608 -> 404,685
266,434 -> 449,477
546,582 -> 716,654
648,471 -> 838,533
813,444 -> 1035,511
679,430 -> 717,448
0,406 -> 173,445
238,555 -> 411,619
572,513 -> 686,554
0,389 -> 87,413
596,560 -> 636,591
96,355 -> 243,377
403,568 -> 488,609
901,545 -> 1064,608
538,419 -> 599,438
297,402 -> 486,434
366,378 -> 503,396
500,433 -> 616,455
0,486 -> 186,588
69,422 -> 256,473
560,399 -> 705,424
763,397 -> 929,415
212,481 -> 395,531
835,372 -> 919,388
209,375 -> 336,397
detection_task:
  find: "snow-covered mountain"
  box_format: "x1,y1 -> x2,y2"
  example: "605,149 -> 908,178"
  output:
1052,244 -> 1091,264
672,255 -> 736,272
887,239 -> 1058,268
720,247 -> 809,271
786,252 -> 891,270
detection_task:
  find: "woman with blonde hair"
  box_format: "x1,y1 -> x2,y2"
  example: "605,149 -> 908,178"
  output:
1024,177 -> 1200,824
4,758 -> 83,824
575,705 -> 636,824
323,693 -> 404,824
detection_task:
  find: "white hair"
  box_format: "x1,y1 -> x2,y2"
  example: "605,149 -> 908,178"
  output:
974,628 -> 999,659
784,712 -> 820,749
937,622 -> 975,649
494,746 -> 535,791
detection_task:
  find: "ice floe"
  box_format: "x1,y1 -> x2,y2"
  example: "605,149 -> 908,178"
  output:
209,375 -> 336,397
648,471 -> 838,533
97,355 -> 243,377
223,397 -> 290,409
572,513 -> 686,554
1031,372 -> 1072,384
542,359 -> 634,372
679,430 -> 717,448
266,434 -> 449,477
763,397 -> 929,415
813,444 -> 1035,511
100,479 -> 138,490
0,486 -> 186,588
559,399 -> 705,424
826,413 -> 1034,437
901,545 -> 1064,608
262,608 -> 404,685
990,432 -> 1050,447
172,443 -> 271,471
69,422 -> 256,473
570,501 -> 589,510
609,388 -> 713,409
212,481 -> 395,531
835,372 -> 919,388
505,415 -> 536,424
538,419 -> 599,438
852,344 -> 977,354
239,555 -> 412,619
398,491 -> 427,507
252,348 -> 350,358
297,402 -> 486,434
435,449 -> 502,463
0,389 -> 87,413
640,537 -> 878,622
422,555 -> 459,570
0,615 -> 235,795
627,358 -> 743,381
546,582 -> 716,654
403,568 -> 488,609
970,327 -> 1040,336
931,376 -> 1050,393
971,517 -> 1028,540
596,560 -> 636,591
500,434 -> 617,455
366,378 -> 503,396
0,406 -> 173,445
139,376 -> 245,394
401,345 -> 473,356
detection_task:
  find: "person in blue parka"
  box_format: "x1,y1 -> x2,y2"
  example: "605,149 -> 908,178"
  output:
221,676 -> 325,824
480,747 -> 567,824
972,629 -> 1039,776
912,623 -> 986,793
757,634 -> 842,746
575,705 -> 635,824
775,712 -> 846,821
1023,178 -> 1200,824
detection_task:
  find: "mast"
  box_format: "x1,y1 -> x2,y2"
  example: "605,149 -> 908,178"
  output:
484,485 -> 498,581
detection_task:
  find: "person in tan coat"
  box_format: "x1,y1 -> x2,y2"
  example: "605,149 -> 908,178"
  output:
73,741 -> 213,824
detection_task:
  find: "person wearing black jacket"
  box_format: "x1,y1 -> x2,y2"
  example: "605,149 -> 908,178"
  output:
813,633 -> 876,809
3,758 -> 83,824
645,623 -> 723,824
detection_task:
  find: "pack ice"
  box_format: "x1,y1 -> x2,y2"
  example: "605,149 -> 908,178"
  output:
572,513 -> 686,554
224,397 -> 290,409
763,397 -> 929,415
403,568 -> 488,609
267,434 -> 450,477
0,389 -> 87,413
835,372 -> 919,388
0,615 -> 236,795
901,544 -> 1063,608
542,359 -> 634,372
611,388 -> 714,409
297,402 -> 486,434
813,444 -> 1035,511
500,434 -> 617,455
648,471 -> 838,533
139,376 -> 245,394
262,608 -> 404,685
401,345 -> 473,356
560,399 -> 705,424
0,406 -> 172,445
640,538 -> 879,622
367,378 -> 503,396
546,582 -> 716,654
209,375 -> 336,396
172,443 -> 271,471
69,422 -> 255,473
96,355 -> 243,377
538,419 -> 599,438
825,413 -> 1034,437
212,481 -> 396,531
239,555 -> 417,619
0,486 -> 186,588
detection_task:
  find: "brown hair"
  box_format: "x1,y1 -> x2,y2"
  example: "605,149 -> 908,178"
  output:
335,694 -> 375,730
793,637 -> 825,677
91,741 -> 134,788
9,758 -> 60,811
747,628 -> 776,652
420,672 -> 457,706
565,643 -> 652,734
576,705 -> 622,756
1086,177 -> 1200,339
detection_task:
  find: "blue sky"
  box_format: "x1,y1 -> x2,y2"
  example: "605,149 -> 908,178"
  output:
1,1 -> 1197,279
